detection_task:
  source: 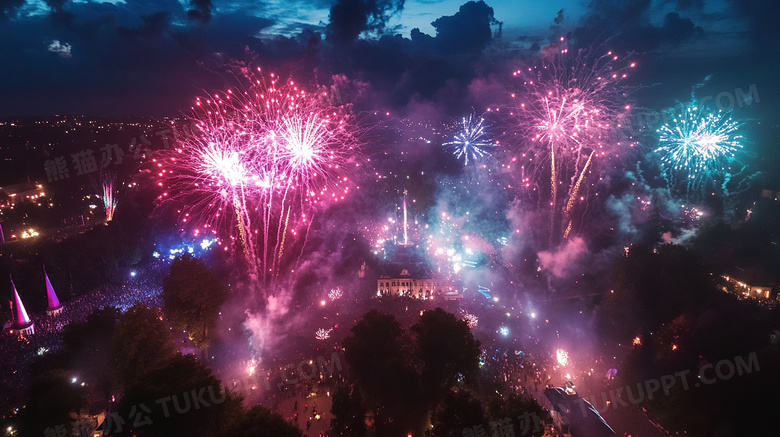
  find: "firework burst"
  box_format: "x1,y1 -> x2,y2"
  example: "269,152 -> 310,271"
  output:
156,66 -> 363,290
444,113 -> 495,165
157,107 -> 258,272
655,100 -> 744,198
461,310 -> 478,329
315,328 -> 333,340
507,39 -> 637,242
328,287 -> 343,301
556,348 -> 570,367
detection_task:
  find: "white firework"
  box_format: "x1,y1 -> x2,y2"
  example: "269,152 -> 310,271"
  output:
315,328 -> 333,340
444,113 -> 494,165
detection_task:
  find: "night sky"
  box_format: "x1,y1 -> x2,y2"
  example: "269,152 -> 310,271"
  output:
2,4 -> 780,435
0,0 -> 777,120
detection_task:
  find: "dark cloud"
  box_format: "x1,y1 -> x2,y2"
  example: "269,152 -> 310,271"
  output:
0,0 -> 24,20
725,0 -> 780,43
574,0 -> 702,52
0,0 -> 275,116
324,1 -> 505,115
0,0 -> 772,121
118,11 -> 173,39
187,0 -> 212,22
553,9 -> 565,25
509,33 -> 546,53
664,0 -> 704,10
43,0 -> 67,13
0,0 -> 512,117
430,0 -> 502,54
661,11 -> 699,43
548,9 -> 565,42
326,0 -> 405,43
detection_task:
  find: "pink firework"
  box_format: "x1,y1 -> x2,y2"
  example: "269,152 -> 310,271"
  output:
507,39 -> 637,242
156,99 -> 258,272
157,66 -> 363,289
461,310 -> 478,329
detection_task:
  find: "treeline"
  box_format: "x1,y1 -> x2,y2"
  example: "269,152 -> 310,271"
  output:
330,307 -> 549,437
597,236 -> 780,436
12,303 -> 301,437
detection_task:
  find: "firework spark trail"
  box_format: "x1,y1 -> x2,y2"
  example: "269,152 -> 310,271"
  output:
271,188 -> 291,279
562,150 -> 594,240
507,39 -> 637,243
444,113 -> 495,165
655,100 -> 744,199
294,212 -> 315,273
550,143 -> 557,239
276,205 -> 292,275
157,66 -> 363,293
403,190 -> 408,245
101,173 -> 118,222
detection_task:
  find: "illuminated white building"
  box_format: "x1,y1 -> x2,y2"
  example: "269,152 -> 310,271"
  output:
377,263 -> 444,299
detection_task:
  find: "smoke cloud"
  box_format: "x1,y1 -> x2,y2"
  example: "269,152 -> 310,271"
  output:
538,237 -> 588,278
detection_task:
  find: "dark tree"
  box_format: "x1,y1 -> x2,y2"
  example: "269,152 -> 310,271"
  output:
116,354 -> 243,437
111,303 -> 177,388
163,254 -> 228,353
222,405 -> 303,437
330,383 -> 367,437
343,309 -> 423,436
16,370 -> 88,437
598,244 -> 714,341
487,393 -> 550,437
619,312 -> 780,436
412,307 -> 481,404
63,307 -> 120,404
344,308 -> 484,436
427,389 -> 486,437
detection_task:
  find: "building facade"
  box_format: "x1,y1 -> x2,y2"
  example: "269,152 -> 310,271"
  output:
721,273 -> 777,302
377,263 -> 445,299
0,182 -> 45,207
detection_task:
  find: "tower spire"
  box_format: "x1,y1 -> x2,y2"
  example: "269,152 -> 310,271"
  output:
403,189 -> 408,246
44,266 -> 63,315
10,275 -> 31,327
7,275 -> 35,336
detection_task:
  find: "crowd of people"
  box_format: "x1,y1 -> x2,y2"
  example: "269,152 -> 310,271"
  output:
0,262 -> 167,417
